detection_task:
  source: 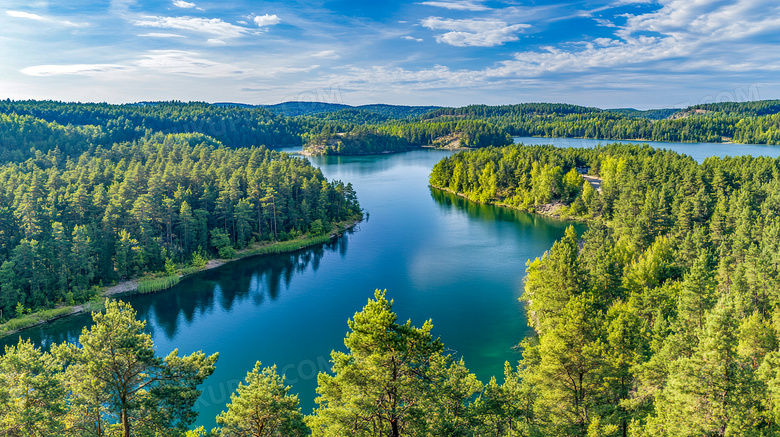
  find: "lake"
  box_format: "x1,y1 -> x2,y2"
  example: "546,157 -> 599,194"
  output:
513,136 -> 780,163
4,138 -> 779,428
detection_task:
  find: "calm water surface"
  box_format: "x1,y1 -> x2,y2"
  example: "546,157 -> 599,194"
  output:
5,139 -> 779,428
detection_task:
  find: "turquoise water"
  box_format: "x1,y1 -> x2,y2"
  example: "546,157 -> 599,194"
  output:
5,138 -> 778,428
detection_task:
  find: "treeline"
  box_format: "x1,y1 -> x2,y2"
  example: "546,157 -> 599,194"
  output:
0,100 -> 304,152
688,98 -> 780,117
304,119 -> 512,155
0,112 -> 104,162
0,132 -> 360,322
431,143 -> 780,435
418,101 -> 780,144
305,128 -> 417,155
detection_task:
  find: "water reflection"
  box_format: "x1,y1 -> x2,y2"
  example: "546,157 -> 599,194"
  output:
429,186 -> 581,236
1,233 -> 350,349
127,236 -> 348,341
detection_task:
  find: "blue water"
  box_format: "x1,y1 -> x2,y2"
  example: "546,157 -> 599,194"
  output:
513,136 -> 780,163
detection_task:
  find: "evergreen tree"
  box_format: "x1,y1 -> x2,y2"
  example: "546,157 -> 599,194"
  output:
216,362 -> 307,437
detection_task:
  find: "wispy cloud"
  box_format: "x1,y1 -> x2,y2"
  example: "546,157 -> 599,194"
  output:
253,14 -> 281,27
138,32 -> 187,38
132,16 -> 250,39
418,1 -> 490,11
133,50 -> 245,77
6,10 -> 88,27
21,64 -> 133,77
6,10 -> 44,20
421,17 -> 530,47
403,36 -> 424,42
312,50 -> 340,59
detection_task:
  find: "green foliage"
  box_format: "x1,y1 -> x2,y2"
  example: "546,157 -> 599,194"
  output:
306,290 -> 482,437
0,130 -> 360,318
54,300 -> 218,436
216,362 -> 307,436
1,300 -> 218,436
179,266 -> 204,276
0,339 -> 67,436
137,274 -> 181,294
0,307 -> 74,337
429,142 -> 780,435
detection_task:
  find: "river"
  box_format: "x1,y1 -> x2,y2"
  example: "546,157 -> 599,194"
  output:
3,139 -> 779,428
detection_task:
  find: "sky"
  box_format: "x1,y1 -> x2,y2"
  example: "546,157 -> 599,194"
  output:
1,0 -> 779,109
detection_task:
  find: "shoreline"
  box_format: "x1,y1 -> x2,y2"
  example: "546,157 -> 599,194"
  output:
430,184 -> 590,222
0,217 -> 362,339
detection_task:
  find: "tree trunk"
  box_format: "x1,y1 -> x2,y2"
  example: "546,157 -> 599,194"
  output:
122,409 -> 130,437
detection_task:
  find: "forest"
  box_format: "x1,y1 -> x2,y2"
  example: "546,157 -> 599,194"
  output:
0,122 -> 360,324
429,143 -> 780,435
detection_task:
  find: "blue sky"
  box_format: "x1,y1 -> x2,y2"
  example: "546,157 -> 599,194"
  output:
1,0 -> 779,108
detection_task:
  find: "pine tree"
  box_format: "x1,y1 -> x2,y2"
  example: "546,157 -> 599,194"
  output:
216,362 -> 307,437
54,300 -> 218,437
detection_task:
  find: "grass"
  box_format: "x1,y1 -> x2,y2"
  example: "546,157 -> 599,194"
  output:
0,307 -> 75,337
179,266 -> 204,276
236,233 -> 335,259
137,275 -> 181,294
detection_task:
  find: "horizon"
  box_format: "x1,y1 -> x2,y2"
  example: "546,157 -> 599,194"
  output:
1,97 -> 758,112
2,0 -> 778,109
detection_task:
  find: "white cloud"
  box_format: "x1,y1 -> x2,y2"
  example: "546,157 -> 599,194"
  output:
206,38 -> 226,45
21,64 -> 133,77
172,0 -> 196,8
404,36 -> 424,42
7,10 -> 44,20
421,17 -> 530,47
133,16 -> 250,39
312,50 -> 340,59
6,10 -> 87,27
296,0 -> 780,98
253,14 -> 281,27
479,0 -> 780,78
418,1 -> 490,11
138,32 -> 186,38
593,18 -> 616,28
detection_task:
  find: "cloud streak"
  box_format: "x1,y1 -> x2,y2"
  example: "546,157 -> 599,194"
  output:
418,1 -> 490,11
21,64 -> 133,77
6,10 -> 87,27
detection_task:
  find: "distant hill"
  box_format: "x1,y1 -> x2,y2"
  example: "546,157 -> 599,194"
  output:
677,99 -> 780,118
263,101 -> 442,118
422,103 -> 601,120
606,108 -> 679,120
263,101 -> 352,117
